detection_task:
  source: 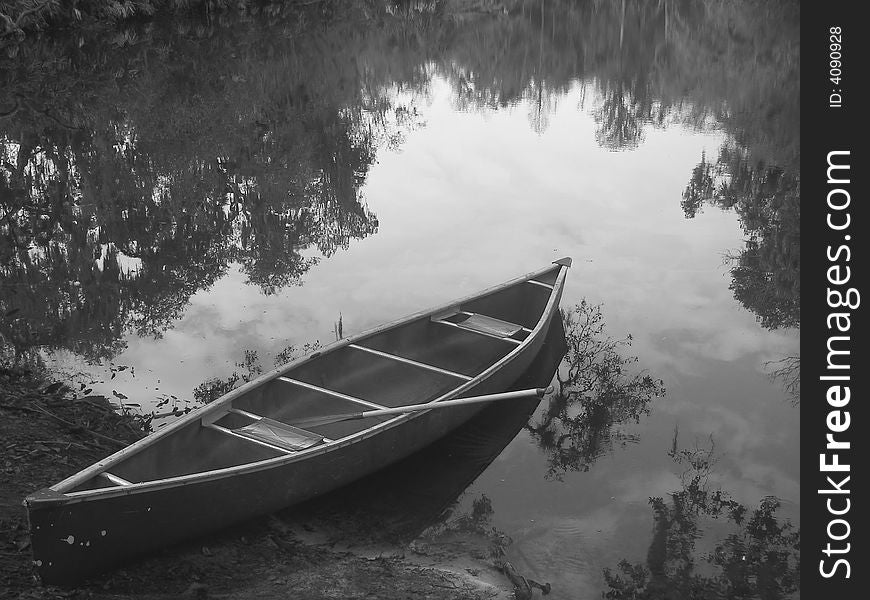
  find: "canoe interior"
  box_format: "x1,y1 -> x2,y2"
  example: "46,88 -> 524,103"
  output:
65,266 -> 561,492
289,313 -> 570,545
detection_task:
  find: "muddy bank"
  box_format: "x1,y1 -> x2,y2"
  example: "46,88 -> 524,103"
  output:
1,367 -> 520,600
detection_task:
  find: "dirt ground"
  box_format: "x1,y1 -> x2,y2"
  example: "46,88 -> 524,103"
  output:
1,367 -> 537,600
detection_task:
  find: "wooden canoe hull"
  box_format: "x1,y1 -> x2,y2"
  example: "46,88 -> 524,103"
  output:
28,302 -> 554,584
26,260 -> 569,584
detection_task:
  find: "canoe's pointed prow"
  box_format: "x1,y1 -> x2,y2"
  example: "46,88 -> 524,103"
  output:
553,257 -> 572,267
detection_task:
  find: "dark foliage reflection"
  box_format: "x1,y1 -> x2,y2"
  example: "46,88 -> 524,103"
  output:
682,143 -> 800,402
1,6 -> 387,361
603,432 -> 800,599
526,301 -> 665,479
683,146 -> 800,333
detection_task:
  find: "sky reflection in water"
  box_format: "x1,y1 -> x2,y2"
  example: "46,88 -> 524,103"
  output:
44,78 -> 797,597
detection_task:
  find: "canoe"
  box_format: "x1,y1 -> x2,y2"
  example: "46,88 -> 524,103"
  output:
24,258 -> 571,584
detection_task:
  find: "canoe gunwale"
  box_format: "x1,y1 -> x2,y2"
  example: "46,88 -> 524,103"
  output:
26,259 -> 570,507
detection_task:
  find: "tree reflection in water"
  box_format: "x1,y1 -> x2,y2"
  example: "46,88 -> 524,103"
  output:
526,300 -> 665,480
1,7 -> 389,363
682,145 -> 800,334
2,0 -> 799,387
603,431 -> 800,599
682,143 -> 800,403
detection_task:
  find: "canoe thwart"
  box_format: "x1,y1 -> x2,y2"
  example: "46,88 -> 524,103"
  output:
348,343 -> 473,381
277,377 -> 389,410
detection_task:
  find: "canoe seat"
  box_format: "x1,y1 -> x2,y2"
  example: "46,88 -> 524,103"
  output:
433,309 -> 522,336
457,313 -> 523,337
234,418 -> 324,451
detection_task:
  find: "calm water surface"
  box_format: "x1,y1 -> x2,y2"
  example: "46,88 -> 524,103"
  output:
1,1 -> 799,596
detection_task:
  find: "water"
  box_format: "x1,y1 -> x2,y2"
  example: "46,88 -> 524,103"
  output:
1,1 -> 799,597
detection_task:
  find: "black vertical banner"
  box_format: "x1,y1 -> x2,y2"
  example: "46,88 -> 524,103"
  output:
804,2 -> 865,597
